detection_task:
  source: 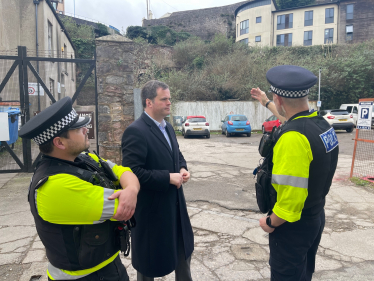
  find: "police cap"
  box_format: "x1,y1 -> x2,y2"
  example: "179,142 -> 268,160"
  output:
19,97 -> 90,145
266,65 -> 317,98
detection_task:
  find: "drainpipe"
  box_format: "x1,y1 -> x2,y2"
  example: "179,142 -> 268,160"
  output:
34,0 -> 41,111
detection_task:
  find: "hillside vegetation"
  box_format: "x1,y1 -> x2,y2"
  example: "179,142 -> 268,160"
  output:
137,35 -> 374,110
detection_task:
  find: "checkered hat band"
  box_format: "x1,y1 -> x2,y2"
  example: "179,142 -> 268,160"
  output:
270,85 -> 309,98
32,109 -> 78,145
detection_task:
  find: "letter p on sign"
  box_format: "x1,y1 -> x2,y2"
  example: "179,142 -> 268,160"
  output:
361,108 -> 369,119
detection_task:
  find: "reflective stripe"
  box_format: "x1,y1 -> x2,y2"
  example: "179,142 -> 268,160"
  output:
272,174 -> 308,189
94,188 -> 115,224
106,160 -> 116,169
47,263 -> 90,280
47,252 -> 119,280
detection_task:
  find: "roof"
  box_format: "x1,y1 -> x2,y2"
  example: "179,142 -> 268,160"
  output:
45,0 -> 76,52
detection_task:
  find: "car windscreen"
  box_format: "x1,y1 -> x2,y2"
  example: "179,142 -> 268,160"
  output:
188,118 -> 206,122
231,116 -> 247,121
330,110 -> 349,115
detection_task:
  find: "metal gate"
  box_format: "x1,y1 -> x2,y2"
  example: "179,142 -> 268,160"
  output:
0,46 -> 98,173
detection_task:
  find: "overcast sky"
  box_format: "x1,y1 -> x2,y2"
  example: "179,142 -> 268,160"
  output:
64,0 -> 242,33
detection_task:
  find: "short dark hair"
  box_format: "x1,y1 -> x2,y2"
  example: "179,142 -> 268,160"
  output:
141,80 -> 169,108
39,130 -> 70,155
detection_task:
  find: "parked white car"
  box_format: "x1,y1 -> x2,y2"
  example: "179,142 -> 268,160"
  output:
340,103 -> 374,127
321,109 -> 354,133
182,116 -> 210,138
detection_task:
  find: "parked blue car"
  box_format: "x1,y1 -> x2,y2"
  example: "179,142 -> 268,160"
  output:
221,114 -> 251,137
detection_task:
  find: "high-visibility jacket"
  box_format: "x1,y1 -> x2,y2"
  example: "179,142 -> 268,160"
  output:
28,153 -> 132,280
271,111 -> 339,222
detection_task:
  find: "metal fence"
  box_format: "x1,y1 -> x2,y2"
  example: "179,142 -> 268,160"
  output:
350,99 -> 374,182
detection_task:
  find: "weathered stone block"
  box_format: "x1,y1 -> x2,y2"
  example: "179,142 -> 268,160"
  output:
106,76 -> 125,85
126,74 -> 134,85
98,105 -> 110,114
97,62 -> 112,75
123,94 -> 134,104
123,106 -> 134,116
99,95 -> 121,103
98,132 -> 107,142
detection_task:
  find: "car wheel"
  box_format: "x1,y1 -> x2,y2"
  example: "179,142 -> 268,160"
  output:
182,129 -> 185,136
346,127 -> 353,133
221,129 -> 224,135
225,130 -> 230,137
206,133 -> 210,139
247,132 -> 251,137
262,126 -> 265,134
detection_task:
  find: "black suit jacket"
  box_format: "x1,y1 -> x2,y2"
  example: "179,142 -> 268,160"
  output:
121,112 -> 194,277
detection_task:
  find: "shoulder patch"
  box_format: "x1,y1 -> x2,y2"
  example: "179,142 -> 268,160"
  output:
319,127 -> 339,153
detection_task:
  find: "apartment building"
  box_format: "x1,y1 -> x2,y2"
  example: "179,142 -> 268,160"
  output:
235,0 -> 374,47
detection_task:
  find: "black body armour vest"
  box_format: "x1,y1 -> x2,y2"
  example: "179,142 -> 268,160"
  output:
28,154 -> 121,271
273,112 -> 339,217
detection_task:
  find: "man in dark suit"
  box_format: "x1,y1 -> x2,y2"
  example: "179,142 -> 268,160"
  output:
121,80 -> 194,281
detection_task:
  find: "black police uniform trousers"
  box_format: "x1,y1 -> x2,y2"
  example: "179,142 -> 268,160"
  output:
269,210 -> 325,281
47,255 -> 129,281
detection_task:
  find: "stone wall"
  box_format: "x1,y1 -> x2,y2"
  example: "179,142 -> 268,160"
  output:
142,1 -> 249,41
95,34 -> 135,163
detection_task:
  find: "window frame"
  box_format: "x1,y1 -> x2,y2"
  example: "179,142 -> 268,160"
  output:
304,11 -> 313,26
48,21 -> 53,57
346,25 -> 353,41
324,28 -> 334,44
325,8 -> 334,24
346,4 -> 354,20
255,36 -> 261,42
304,31 -> 313,46
276,33 -> 292,47
277,13 -> 293,30
240,20 -> 249,35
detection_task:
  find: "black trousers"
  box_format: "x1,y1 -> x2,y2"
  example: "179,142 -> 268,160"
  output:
137,232 -> 193,281
48,255 -> 129,281
269,210 -> 325,281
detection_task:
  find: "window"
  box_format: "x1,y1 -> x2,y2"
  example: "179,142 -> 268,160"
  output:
305,11 -> 313,26
346,25 -> 353,41
256,16 -> 262,23
240,38 -> 249,44
71,55 -> 74,81
347,4 -> 354,20
64,44 -> 67,73
325,8 -> 334,24
52,2 -> 57,10
231,116 -> 247,121
240,20 -> 249,35
255,36 -> 261,42
276,33 -> 292,46
48,21 -> 53,57
324,28 -> 333,43
49,78 -> 55,97
277,14 -> 293,30
304,31 -> 313,46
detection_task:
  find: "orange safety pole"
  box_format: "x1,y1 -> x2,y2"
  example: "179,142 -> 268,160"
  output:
350,128 -> 359,178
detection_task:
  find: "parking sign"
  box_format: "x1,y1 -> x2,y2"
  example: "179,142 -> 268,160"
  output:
357,101 -> 373,130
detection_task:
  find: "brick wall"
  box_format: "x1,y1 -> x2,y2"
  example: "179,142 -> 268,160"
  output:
338,0 -> 374,44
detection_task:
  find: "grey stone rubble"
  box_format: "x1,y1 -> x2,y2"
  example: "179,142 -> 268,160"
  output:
1,136 -> 374,280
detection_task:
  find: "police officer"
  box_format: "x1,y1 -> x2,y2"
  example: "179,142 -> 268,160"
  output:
251,65 -> 339,281
19,97 -> 140,281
